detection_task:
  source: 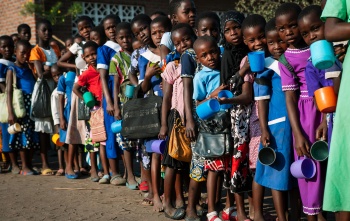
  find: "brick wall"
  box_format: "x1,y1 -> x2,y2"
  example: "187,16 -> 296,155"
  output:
0,0 -> 36,44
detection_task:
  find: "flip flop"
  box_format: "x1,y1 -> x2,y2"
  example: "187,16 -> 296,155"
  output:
56,169 -> 64,176
139,181 -> 149,192
41,168 -> 54,176
126,181 -> 139,190
164,208 -> 186,220
65,173 -> 78,179
99,175 -> 110,184
20,170 -> 34,176
11,167 -> 21,174
141,198 -> 153,206
110,174 -> 126,185
90,177 -> 100,182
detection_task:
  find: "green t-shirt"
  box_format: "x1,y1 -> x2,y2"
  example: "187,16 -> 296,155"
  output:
109,50 -> 131,79
321,0 -> 349,22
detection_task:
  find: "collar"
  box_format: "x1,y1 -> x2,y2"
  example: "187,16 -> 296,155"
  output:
201,65 -> 219,72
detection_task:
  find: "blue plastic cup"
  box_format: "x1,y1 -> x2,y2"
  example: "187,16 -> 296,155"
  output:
310,40 -> 335,70
125,84 -> 136,98
218,90 -> 234,110
196,99 -> 220,120
111,120 -> 123,133
66,71 -> 76,84
248,51 -> 265,72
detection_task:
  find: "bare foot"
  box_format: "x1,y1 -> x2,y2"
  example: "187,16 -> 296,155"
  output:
175,198 -> 185,209
153,196 -> 164,212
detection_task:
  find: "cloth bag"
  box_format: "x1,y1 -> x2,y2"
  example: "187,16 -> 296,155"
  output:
78,98 -> 90,120
90,107 -> 106,142
0,68 -> 26,123
31,78 -> 52,118
121,85 -> 162,139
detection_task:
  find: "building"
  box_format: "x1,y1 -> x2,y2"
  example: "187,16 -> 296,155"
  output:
0,0 -> 235,45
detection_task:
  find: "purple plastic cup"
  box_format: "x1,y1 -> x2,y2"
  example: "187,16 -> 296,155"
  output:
151,140 -> 166,154
290,156 -> 316,179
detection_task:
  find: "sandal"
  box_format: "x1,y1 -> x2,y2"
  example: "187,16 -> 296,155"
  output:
164,208 -> 186,220
56,169 -> 64,176
221,210 -> 237,221
126,179 -> 139,190
99,175 -> 110,184
41,168 -> 54,176
141,198 -> 153,206
80,168 -> 89,176
11,167 -> 21,175
139,181 -> 149,192
110,174 -> 126,186
90,176 -> 100,182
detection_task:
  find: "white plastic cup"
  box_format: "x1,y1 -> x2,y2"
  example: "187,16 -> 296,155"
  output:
75,56 -> 87,70
7,123 -> 22,134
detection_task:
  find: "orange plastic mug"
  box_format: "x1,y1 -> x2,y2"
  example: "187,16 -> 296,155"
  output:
314,86 -> 337,113
52,134 -> 64,147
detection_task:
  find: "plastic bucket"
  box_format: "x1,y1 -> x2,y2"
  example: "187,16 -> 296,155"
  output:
151,140 -> 166,154
248,51 -> 265,72
218,90 -> 233,110
7,123 -> 22,134
52,134 -> 64,147
111,120 -> 123,133
83,92 -> 96,108
125,84 -> 136,99
310,40 -> 335,70
314,86 -> 337,113
290,157 -> 316,179
258,146 -> 276,166
65,71 -> 76,84
310,140 -> 329,161
196,99 -> 220,120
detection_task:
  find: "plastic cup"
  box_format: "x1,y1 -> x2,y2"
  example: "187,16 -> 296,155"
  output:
258,146 -> 276,166
310,140 -> 329,161
218,90 -> 234,110
314,86 -> 337,113
65,71 -> 76,84
151,140 -> 166,154
75,56 -> 87,70
125,84 -> 136,99
52,134 -> 64,147
196,99 -> 220,120
111,120 -> 123,133
83,92 -> 96,108
290,157 -> 316,179
248,51 -> 265,72
310,40 -> 335,70
7,123 -> 21,134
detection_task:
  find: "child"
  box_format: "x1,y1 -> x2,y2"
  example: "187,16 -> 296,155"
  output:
195,11 -> 221,43
90,26 -> 107,47
275,3 -> 326,219
132,38 -> 142,51
0,35 -> 18,174
65,37 -> 74,50
29,19 -> 61,176
11,34 -> 19,48
252,18 -> 292,221
158,23 -> 197,220
321,0 -> 350,218
220,11 -> 252,221
17,24 -> 31,42
7,40 -> 40,175
150,11 -> 167,20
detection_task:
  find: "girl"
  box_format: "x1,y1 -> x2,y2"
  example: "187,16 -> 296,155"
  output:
90,26 -> 107,47
219,11 -> 252,221
322,0 -> 350,218
275,3 -> 326,220
7,40 -> 40,175
158,23 -> 196,220
195,11 -> 221,43
17,24 -> 31,42
252,18 -> 292,221
29,19 -> 60,176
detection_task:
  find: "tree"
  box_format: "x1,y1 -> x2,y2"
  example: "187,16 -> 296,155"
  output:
20,1 -> 82,25
235,0 -> 321,20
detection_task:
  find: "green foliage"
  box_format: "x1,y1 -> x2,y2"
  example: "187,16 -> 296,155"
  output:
20,1 -> 82,25
235,0 -> 322,20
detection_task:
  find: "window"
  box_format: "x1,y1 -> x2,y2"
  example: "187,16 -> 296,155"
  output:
72,2 -> 145,36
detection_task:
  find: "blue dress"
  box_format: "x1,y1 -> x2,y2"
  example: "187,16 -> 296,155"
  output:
253,57 -> 294,191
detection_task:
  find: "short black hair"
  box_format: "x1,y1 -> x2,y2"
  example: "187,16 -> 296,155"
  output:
17,23 -> 31,33
151,11 -> 167,17
11,33 -> 19,39
265,18 -> 277,34
101,14 -> 121,26
76,16 -> 95,27
241,14 -> 266,32
82,40 -> 99,52
116,22 -> 132,34
0,35 -> 14,47
275,3 -> 302,19
298,5 -> 322,21
130,14 -> 152,27
16,39 -> 31,49
37,19 -> 52,28
193,35 -> 217,52
151,16 -> 172,32
171,23 -> 196,40
91,25 -> 107,44
195,11 -> 220,30
169,0 -> 188,15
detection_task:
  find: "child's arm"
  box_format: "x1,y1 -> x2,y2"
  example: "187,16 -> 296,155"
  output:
196,84 -> 228,105
141,61 -> 161,93
183,78 -> 196,140
316,113 -> 328,140
158,79 -> 172,140
219,81 -> 253,105
72,83 -> 84,100
160,45 -> 171,62
325,18 -> 350,42
99,68 -> 114,116
0,82 -> 5,93
113,75 -> 121,120
57,50 -> 76,70
6,68 -> 15,125
58,94 -> 67,130
33,60 -> 50,79
258,99 -> 270,146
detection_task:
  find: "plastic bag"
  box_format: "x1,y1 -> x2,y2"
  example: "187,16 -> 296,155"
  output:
31,79 -> 52,118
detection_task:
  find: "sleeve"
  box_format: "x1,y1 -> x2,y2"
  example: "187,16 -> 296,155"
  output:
279,61 -> 298,91
240,57 -> 254,83
160,32 -> 174,50
180,53 -> 196,78
325,59 -> 342,79
305,62 -> 323,97
161,62 -> 176,84
193,74 -> 206,101
69,43 -> 80,55
57,75 -> 66,94
321,0 -> 347,21
29,45 -> 44,62
96,46 -> 109,70
129,49 -> 140,76
254,69 -> 272,100
50,89 -> 60,125
77,70 -> 88,87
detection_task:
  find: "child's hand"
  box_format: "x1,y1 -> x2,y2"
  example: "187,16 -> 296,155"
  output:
316,118 -> 328,141
260,130 -> 270,147
334,44 -> 347,63
145,61 -> 161,78
8,112 -> 16,125
106,102 -> 115,116
185,118 -> 196,141
210,84 -> 228,98
60,118 -> 67,130
294,134 -> 311,157
114,105 -> 121,120
158,125 -> 168,140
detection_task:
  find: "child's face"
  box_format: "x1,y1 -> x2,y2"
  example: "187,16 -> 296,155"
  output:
243,26 -> 267,52
195,41 -> 220,69
116,29 -> 133,52
104,19 -> 117,41
15,44 -> 30,64
82,46 -> 97,67
173,0 -> 196,27
266,30 -> 288,59
275,12 -> 302,46
298,13 -> 325,46
172,28 -> 194,54
65,39 -> 73,49
12,35 -> 19,46
223,20 -> 243,46
18,28 -> 31,41
132,40 -> 142,51
0,39 -> 14,60
150,22 -> 167,47
196,18 -> 220,43
51,67 -> 61,83
90,31 -> 102,46
37,23 -> 52,42
77,20 -> 92,40
132,21 -> 151,45
74,37 -> 83,44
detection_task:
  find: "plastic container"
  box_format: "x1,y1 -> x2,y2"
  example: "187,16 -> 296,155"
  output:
111,120 -> 123,133
65,71 -> 76,85
258,146 -> 276,166
83,92 -> 96,108
310,40 -> 335,70
7,123 -> 21,134
290,157 -> 316,179
218,90 -> 234,110
314,86 -> 337,113
75,56 -> 87,70
125,84 -> 136,99
151,140 -> 166,154
196,99 -> 220,120
310,140 -> 329,161
248,51 -> 265,72
52,134 -> 64,147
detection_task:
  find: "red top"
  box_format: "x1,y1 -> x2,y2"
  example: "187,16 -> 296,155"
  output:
77,65 -> 102,102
